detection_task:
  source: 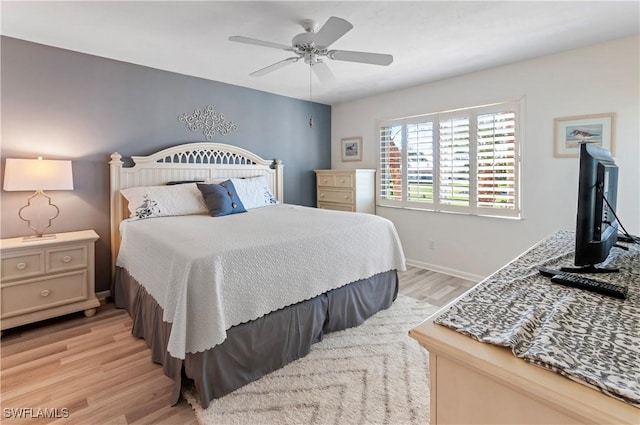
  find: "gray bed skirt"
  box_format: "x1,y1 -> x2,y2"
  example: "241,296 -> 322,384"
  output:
112,267 -> 399,408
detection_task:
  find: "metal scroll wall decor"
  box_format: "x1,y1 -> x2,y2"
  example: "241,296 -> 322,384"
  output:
178,105 -> 238,140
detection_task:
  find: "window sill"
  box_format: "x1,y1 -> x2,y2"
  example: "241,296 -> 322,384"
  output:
376,203 -> 522,220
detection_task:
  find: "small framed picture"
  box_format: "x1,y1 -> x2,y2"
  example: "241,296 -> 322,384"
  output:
553,113 -> 615,157
341,137 -> 362,162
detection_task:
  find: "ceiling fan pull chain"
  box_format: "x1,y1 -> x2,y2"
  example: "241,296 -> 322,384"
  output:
309,64 -> 313,128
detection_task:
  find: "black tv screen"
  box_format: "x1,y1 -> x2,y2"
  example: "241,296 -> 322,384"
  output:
568,143 -> 619,272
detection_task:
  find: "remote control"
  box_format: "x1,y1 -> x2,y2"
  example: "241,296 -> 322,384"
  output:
538,268 -> 627,300
538,267 -> 562,278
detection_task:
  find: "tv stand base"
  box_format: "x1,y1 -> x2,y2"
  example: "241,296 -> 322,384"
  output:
559,265 -> 619,274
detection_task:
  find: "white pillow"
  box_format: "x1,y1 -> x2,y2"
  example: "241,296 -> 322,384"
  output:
230,175 -> 278,209
121,183 -> 208,219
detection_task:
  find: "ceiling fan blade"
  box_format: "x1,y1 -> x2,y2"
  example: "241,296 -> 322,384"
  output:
250,57 -> 299,77
311,61 -> 336,83
327,50 -> 393,66
229,36 -> 292,51
313,16 -> 353,48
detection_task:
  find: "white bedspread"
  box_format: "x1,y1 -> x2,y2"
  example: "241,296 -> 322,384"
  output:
117,204 -> 406,359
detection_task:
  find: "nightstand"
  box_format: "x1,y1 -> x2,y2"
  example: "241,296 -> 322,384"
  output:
1,230 -> 100,332
315,169 -> 376,213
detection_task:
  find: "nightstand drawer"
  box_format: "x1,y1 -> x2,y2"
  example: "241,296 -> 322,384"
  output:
47,245 -> 87,273
1,271 -> 88,318
1,251 -> 45,281
318,189 -> 354,205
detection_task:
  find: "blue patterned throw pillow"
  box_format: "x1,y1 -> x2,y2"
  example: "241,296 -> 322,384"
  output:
197,181 -> 247,217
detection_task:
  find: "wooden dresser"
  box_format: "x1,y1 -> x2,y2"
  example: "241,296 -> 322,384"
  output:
409,232 -> 639,424
1,230 -> 100,332
314,169 -> 375,213
410,313 -> 637,424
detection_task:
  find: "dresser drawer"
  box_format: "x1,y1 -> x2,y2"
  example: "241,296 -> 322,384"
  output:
318,189 -> 354,205
317,173 -> 354,188
47,245 -> 87,273
318,202 -> 355,212
1,270 -> 88,318
1,251 -> 45,281
333,174 -> 354,188
316,174 -> 336,187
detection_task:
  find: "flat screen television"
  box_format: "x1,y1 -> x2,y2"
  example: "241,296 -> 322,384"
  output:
561,143 -> 619,273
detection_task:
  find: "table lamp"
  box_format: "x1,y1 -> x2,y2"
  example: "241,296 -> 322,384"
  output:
3,157 -> 74,240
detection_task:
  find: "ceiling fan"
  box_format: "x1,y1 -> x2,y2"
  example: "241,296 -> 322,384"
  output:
229,16 -> 393,82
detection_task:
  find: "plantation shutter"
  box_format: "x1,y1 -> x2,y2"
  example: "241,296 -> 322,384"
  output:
379,124 -> 403,201
377,100 -> 520,218
439,116 -> 470,207
406,122 -> 434,203
476,111 -> 517,211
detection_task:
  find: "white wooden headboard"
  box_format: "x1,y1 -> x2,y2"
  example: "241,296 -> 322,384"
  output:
109,142 -> 284,273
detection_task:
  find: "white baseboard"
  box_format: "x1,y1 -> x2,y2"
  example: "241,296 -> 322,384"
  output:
405,258 -> 486,283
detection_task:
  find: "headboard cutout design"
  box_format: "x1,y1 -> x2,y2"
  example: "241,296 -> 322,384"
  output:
154,149 -> 256,165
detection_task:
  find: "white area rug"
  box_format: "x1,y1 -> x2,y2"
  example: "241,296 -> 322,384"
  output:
184,295 -> 439,425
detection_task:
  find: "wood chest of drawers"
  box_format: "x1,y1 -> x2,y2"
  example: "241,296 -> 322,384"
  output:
315,169 -> 375,213
1,230 -> 100,331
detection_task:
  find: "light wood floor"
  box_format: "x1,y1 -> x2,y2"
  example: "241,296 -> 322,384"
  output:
0,267 -> 476,425
398,266 -> 477,307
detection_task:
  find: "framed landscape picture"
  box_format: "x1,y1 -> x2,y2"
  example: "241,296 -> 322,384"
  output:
341,137 -> 362,162
554,113 -> 615,157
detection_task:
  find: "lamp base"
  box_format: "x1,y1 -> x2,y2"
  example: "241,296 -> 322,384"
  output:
18,190 -> 61,240
21,234 -> 57,243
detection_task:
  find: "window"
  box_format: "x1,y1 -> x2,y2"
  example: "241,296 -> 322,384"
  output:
378,101 -> 520,218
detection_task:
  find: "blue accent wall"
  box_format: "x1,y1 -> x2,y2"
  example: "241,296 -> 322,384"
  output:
1,36 -> 331,292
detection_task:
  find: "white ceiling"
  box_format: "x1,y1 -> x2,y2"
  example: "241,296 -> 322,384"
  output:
2,1 -> 639,105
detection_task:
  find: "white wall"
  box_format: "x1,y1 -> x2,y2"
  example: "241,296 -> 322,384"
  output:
331,36 -> 640,281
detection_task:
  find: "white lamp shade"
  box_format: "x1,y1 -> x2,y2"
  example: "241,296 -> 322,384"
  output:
3,158 -> 74,191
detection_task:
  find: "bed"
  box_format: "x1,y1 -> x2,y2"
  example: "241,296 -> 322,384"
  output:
109,142 -> 406,407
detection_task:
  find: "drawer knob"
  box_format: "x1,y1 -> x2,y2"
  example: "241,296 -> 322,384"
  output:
322,179 -> 328,183
344,195 -> 349,199
62,255 -> 72,263
16,262 -> 27,270
340,179 -> 345,183
40,289 -> 50,297
319,194 -> 325,198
